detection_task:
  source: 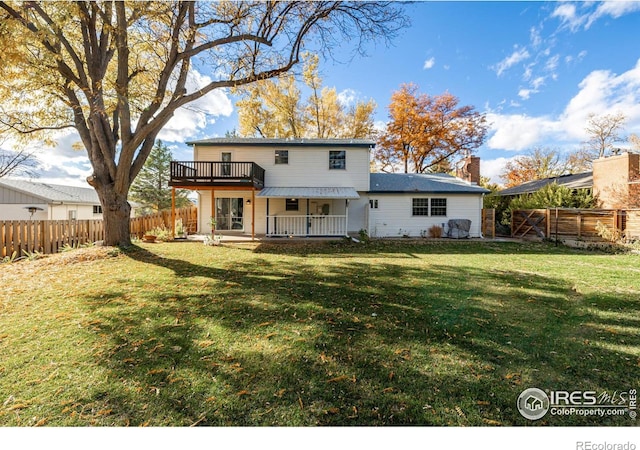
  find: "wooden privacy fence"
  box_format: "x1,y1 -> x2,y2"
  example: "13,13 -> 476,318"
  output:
511,208 -> 640,240
129,206 -> 198,238
1,206 -> 198,257
481,208 -> 496,239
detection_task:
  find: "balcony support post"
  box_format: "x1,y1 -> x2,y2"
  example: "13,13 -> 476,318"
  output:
171,187 -> 176,237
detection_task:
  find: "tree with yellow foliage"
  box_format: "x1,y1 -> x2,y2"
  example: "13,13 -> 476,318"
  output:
0,1 -> 406,246
235,53 -> 377,139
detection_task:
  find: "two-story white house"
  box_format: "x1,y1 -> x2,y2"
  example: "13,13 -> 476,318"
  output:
169,138 -> 488,239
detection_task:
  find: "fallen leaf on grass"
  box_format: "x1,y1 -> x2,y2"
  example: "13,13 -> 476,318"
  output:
237,390 -> 250,397
382,387 -> 394,393
326,375 -> 356,383
476,401 -> 490,406
483,418 -> 502,426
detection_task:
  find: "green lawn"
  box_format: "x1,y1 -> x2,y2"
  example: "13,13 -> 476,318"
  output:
0,240 -> 638,426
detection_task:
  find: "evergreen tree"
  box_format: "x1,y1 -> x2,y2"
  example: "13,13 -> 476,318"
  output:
129,141 -> 191,214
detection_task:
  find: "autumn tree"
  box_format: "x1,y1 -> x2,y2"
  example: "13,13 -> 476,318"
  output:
583,112 -> 626,159
235,53 -> 377,139
376,83 -> 488,173
500,148 -> 575,188
0,1 -> 406,246
129,141 -> 191,215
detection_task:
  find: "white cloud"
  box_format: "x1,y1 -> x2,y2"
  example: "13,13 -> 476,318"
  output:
486,58 -> 640,151
486,112 -> 557,151
530,26 -> 543,48
492,47 -> 531,77
585,1 -> 640,29
551,3 -> 585,31
552,1 -> 640,32
481,157 -> 513,185
545,54 -> 560,73
518,89 -> 532,100
423,57 -> 436,70
158,69 -> 233,142
338,88 -> 357,107
531,76 -> 546,90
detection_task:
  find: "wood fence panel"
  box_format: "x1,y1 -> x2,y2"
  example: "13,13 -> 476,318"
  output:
1,207 -> 198,257
514,208 -> 640,241
481,208 -> 496,239
625,210 -> 640,239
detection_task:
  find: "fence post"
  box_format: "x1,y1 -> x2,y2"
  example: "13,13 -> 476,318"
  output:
576,212 -> 582,238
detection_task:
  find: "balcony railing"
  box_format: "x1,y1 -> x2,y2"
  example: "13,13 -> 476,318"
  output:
169,161 -> 265,189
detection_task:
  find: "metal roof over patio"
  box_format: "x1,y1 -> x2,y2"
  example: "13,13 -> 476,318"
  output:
256,187 -> 360,199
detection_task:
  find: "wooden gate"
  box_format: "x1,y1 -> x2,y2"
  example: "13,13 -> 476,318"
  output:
511,209 -> 547,238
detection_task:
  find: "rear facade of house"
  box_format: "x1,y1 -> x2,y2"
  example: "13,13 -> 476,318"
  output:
170,138 -> 488,238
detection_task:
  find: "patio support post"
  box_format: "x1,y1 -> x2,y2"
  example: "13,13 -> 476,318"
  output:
345,199 -> 349,237
266,198 -> 270,235
306,199 -> 310,235
171,187 -> 176,237
211,189 -> 216,233
251,189 -> 255,241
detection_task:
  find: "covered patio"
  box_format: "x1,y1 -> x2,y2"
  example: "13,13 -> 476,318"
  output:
257,187 -> 359,237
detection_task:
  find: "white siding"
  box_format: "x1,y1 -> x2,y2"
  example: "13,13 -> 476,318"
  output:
50,204 -> 102,220
368,194 -> 484,238
194,144 -> 370,191
0,203 -> 49,221
347,196 -> 368,234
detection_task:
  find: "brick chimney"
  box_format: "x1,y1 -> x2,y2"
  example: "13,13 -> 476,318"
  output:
592,152 -> 640,209
456,155 -> 481,185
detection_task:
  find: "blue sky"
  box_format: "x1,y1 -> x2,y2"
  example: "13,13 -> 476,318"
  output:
17,1 -> 640,186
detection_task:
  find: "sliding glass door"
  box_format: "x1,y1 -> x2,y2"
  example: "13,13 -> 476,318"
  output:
215,198 -> 244,231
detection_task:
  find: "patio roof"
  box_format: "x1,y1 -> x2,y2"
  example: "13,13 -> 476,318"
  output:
256,187 -> 360,199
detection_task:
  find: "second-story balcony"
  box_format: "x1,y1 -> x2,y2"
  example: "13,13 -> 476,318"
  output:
169,161 -> 265,189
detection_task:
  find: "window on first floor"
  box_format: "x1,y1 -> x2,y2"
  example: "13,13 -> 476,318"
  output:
412,198 -> 448,216
68,210 -> 77,220
430,198 -> 447,216
286,198 -> 299,211
412,198 -> 429,216
93,205 -> 103,214
369,199 -> 378,209
329,150 -> 346,170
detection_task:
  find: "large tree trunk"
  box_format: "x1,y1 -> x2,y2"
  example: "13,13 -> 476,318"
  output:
90,177 -> 132,247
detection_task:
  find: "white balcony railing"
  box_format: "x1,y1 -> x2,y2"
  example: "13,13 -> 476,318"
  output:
267,215 -> 347,237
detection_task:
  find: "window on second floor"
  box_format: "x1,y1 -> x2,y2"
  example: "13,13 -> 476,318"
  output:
329,150 -> 346,170
275,150 -> 289,164
93,205 -> 103,214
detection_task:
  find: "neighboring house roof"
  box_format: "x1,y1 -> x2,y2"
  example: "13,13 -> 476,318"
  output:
257,187 -> 360,199
185,137 -> 375,147
369,173 -> 490,194
496,172 -> 593,196
0,179 -> 100,204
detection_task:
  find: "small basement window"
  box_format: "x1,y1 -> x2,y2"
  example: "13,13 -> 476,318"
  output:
412,198 -> 429,216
